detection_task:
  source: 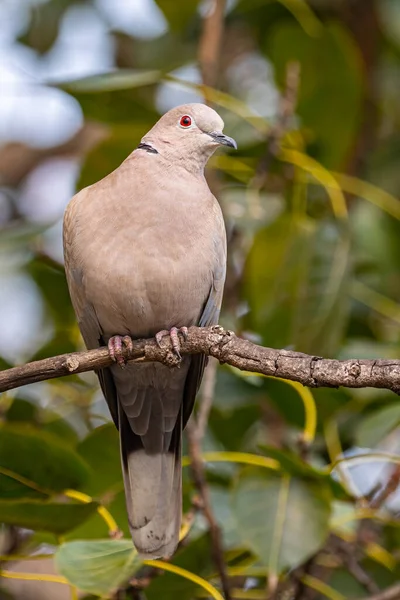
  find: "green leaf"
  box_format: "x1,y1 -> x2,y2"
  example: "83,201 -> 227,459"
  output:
26,257 -> 75,330
6,398 -> 38,423
78,126 -> 146,189
243,215 -> 350,355
267,21 -> 363,169
154,0 -> 199,31
18,0 -> 71,54
41,416 -> 79,446
146,534 -> 213,600
0,499 -> 98,534
61,74 -> 160,126
55,539 -> 141,596
355,403 -> 400,448
259,446 -> 348,500
232,470 -> 331,572
209,404 -> 261,451
60,69 -> 162,93
6,398 -> 79,445
77,424 -> 122,496
0,424 -> 90,499
210,486 -> 242,548
66,490 -> 129,541
325,569 -> 370,598
212,366 -> 264,412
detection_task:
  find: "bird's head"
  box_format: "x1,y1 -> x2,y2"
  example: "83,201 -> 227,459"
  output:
140,103 -> 237,169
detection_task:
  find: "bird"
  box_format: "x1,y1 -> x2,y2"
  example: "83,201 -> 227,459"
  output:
63,103 -> 236,559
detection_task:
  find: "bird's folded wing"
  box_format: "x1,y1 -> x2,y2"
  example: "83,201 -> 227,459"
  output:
183,233 -> 226,427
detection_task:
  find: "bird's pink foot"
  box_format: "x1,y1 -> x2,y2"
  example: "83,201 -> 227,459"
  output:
108,335 -> 134,367
155,326 -> 188,359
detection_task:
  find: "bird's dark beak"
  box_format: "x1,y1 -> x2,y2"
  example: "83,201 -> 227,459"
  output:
208,131 -> 237,149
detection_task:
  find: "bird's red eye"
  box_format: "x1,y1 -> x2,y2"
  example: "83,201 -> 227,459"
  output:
180,115 -> 192,127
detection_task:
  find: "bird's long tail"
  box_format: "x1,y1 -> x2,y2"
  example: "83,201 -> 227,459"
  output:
118,395 -> 182,559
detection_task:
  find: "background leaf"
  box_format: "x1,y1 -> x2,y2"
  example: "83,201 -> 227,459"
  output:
77,424 -> 121,496
0,499 -> 98,534
243,215 -> 351,354
55,539 -> 141,596
268,21 -> 364,169
232,469 -> 332,571
0,424 -> 90,499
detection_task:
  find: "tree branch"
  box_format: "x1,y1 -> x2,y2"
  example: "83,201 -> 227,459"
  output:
1,326 -> 400,395
185,419 -> 232,600
190,5 -> 233,598
198,0 -> 226,89
356,583 -> 400,600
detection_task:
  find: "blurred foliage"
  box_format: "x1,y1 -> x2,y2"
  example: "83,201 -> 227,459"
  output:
1,0 -> 400,598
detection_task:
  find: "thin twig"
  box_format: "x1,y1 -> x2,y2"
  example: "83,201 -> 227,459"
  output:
268,61 -> 301,158
185,420 -> 232,600
198,0 -> 226,89
1,326 -> 400,395
355,583 -> 400,600
355,465 -> 400,579
333,537 -> 379,596
369,465 -> 400,509
254,61 -> 301,185
191,4 -> 232,596
357,465 -> 400,547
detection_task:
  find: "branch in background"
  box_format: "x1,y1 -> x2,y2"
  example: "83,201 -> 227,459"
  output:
356,583 -> 400,600
189,3 -> 232,599
0,123 -> 107,188
351,464 -> 400,594
368,464 -> 400,509
333,537 -> 379,596
291,466 -> 400,599
1,326 -> 400,395
198,0 -> 226,89
268,61 -> 301,158
185,420 -> 231,600
254,60 -> 301,185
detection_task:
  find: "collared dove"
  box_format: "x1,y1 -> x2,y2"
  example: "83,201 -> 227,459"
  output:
63,103 -> 236,559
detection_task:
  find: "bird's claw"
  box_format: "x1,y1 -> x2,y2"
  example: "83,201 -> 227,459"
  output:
155,326 -> 188,359
108,335 -> 134,367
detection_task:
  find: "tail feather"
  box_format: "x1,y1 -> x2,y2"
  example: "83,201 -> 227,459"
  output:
118,402 -> 182,559
107,360 -> 192,559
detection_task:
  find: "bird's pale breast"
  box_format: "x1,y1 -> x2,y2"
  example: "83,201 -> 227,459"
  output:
65,160 -> 223,339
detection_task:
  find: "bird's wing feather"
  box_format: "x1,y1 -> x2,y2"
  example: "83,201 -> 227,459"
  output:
182,227 -> 226,427
64,198 -> 120,427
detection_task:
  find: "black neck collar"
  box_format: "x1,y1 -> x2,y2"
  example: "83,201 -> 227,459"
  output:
137,142 -> 158,154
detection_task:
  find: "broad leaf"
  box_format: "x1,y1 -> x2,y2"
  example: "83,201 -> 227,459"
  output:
232,469 -> 331,572
154,0 -> 199,31
259,446 -> 348,499
18,0 -> 71,54
77,424 -> 122,496
55,539 -> 141,596
146,534 -> 213,600
61,69 -> 161,93
78,126 -> 145,189
6,398 -> 38,423
0,499 -> 97,534
0,424 -> 90,499
268,21 -> 363,169
210,486 -> 242,548
66,490 -> 129,541
243,215 -> 350,355
355,403 -> 400,448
